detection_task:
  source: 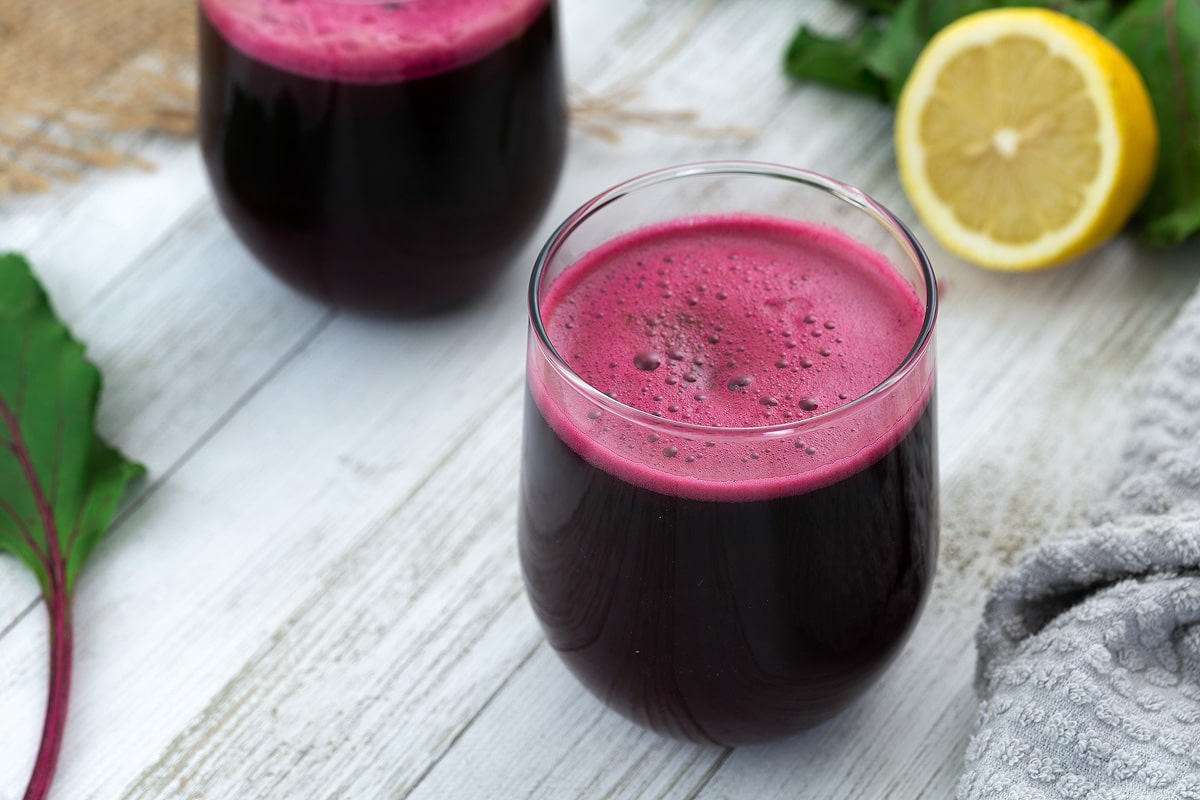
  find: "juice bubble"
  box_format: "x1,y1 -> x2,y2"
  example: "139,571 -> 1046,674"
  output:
728,375 -> 753,391
634,352 -> 662,371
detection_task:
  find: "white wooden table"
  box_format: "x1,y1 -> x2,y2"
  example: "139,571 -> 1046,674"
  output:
3,1 -> 1199,797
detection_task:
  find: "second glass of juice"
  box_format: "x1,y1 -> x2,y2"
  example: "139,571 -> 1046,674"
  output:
520,162 -> 938,746
198,0 -> 567,314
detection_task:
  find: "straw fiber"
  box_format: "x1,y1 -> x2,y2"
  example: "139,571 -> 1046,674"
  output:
0,0 -> 195,197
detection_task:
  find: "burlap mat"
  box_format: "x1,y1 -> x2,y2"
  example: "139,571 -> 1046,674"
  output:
0,0 -> 195,197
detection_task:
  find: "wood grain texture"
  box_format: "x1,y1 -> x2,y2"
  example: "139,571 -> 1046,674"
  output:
2,0 -> 1199,798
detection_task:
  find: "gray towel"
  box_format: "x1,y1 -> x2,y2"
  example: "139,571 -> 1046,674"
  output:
957,288 -> 1200,800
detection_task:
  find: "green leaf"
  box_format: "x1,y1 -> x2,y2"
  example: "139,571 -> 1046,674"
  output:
785,0 -> 1124,102
0,252 -> 144,798
862,0 -> 997,103
1107,0 -> 1200,244
784,25 -> 890,99
0,252 -> 144,596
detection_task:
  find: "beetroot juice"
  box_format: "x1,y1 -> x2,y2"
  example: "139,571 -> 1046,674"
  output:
519,166 -> 938,745
198,0 -> 567,314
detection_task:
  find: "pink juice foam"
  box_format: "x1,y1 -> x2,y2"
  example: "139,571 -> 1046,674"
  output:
199,0 -> 550,83
532,213 -> 934,501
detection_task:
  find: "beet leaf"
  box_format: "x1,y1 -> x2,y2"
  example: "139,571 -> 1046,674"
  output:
0,253 -> 144,800
1107,0 -> 1200,244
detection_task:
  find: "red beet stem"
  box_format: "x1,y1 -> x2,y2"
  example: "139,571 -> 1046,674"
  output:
1,394 -> 78,800
23,582 -> 73,800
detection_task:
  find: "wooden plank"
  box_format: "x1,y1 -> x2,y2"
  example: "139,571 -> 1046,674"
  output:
3,139 -> 208,319
117,388 -> 540,799
406,644 -> 728,800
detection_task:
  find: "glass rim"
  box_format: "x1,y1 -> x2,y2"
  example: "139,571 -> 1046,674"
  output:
528,160 -> 938,439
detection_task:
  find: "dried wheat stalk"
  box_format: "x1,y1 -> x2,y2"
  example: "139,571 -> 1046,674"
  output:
0,0 -> 195,198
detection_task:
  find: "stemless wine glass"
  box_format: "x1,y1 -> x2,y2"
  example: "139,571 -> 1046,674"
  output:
518,162 -> 939,746
197,0 -> 567,314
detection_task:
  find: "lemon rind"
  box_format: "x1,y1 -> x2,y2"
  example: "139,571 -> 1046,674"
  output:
896,9 -> 1136,271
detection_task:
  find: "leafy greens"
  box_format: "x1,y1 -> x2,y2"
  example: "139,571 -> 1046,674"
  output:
785,0 -> 1200,245
0,253 -> 143,800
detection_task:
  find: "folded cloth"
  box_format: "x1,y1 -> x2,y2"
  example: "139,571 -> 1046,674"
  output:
957,287 -> 1200,800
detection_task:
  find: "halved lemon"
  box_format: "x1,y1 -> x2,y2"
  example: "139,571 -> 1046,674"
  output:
895,8 -> 1158,271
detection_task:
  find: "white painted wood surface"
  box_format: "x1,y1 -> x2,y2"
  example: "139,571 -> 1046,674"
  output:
2,1 -> 1199,797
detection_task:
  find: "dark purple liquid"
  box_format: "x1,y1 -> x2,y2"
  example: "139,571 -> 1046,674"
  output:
198,5 -> 567,314
518,394 -> 937,745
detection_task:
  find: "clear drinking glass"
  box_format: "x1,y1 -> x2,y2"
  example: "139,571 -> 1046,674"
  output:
197,0 -> 567,314
518,162 -> 939,745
